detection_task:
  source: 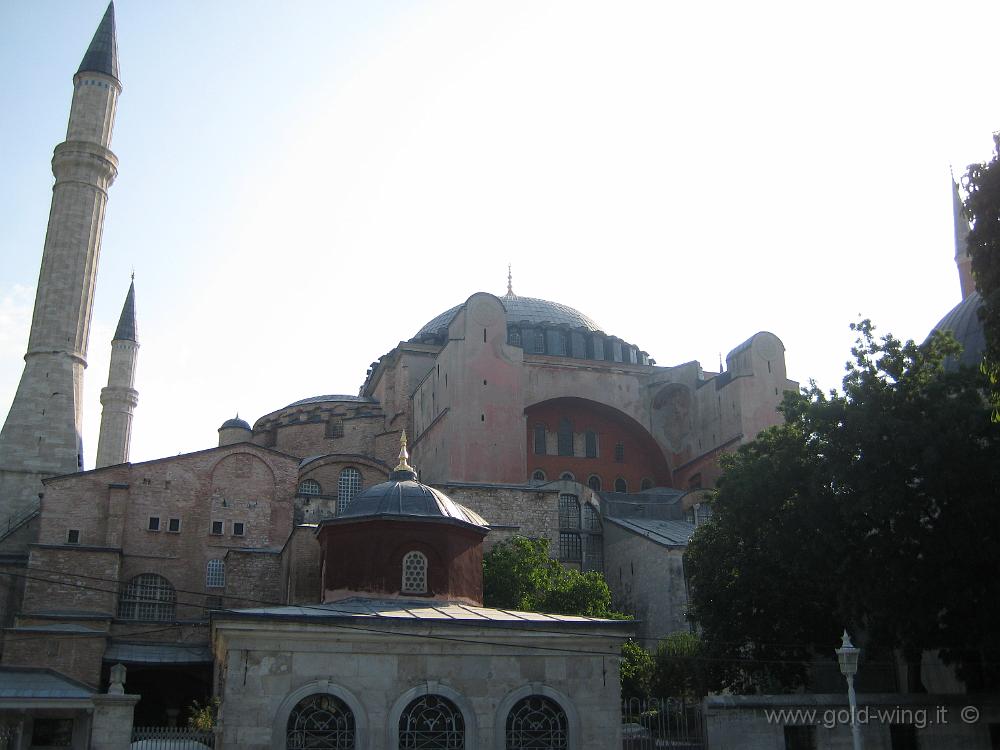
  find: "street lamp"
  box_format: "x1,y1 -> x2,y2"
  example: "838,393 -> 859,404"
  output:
836,630 -> 863,750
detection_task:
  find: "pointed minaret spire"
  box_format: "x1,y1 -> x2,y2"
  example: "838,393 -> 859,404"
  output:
96,279 -> 139,468
505,264 -> 515,297
77,2 -> 119,82
395,430 -> 414,473
952,174 -> 975,300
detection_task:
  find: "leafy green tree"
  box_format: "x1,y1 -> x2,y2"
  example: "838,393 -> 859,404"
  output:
963,133 -> 1000,414
651,633 -> 712,700
685,321 -> 1000,693
620,639 -> 654,700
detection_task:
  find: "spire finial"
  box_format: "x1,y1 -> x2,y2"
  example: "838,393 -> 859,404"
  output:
395,430 -> 413,472
506,264 -> 515,297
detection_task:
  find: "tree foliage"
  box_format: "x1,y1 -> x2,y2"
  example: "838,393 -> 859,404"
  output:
963,133 -> 1000,414
482,536 -> 622,617
685,321 -> 1000,693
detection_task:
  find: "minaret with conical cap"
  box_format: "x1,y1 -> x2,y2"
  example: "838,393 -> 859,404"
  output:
0,4 -> 121,520
952,177 -> 975,300
96,279 -> 138,468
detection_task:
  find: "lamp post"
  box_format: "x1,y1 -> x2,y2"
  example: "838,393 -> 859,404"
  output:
836,630 -> 863,750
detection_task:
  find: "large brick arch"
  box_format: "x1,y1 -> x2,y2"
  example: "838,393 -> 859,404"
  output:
525,397 -> 672,490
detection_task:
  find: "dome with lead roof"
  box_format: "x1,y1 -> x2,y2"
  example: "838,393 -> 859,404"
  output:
927,291 -> 985,371
414,293 -> 604,340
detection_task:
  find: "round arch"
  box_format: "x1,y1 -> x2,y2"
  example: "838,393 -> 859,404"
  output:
271,680 -> 368,750
389,681 -> 478,750
494,683 -> 580,750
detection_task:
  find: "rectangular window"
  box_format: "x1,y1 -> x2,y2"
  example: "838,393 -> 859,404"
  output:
210,520 -> 224,535
614,442 -> 625,462
559,494 -> 581,529
167,518 -> 181,533
232,522 -> 245,537
585,431 -> 597,458
66,529 -> 80,544
533,425 -> 547,455
533,331 -> 545,354
147,516 -> 160,531
559,532 -> 582,562
783,726 -> 816,750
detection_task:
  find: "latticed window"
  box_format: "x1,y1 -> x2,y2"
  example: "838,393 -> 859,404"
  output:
583,504 -> 601,532
287,693 -> 355,749
327,419 -> 345,438
532,470 -> 546,482
299,479 -> 321,496
559,532 -> 582,562
206,559 -> 225,588
337,468 -> 362,513
557,418 -> 573,456
584,539 -> 603,573
558,494 -> 580,529
508,329 -> 522,347
506,695 -> 568,749
398,694 -> 465,749
533,424 -> 547,455
402,551 -> 428,594
533,332 -> 545,353
587,475 -> 601,492
118,573 -> 176,621
585,431 -> 597,458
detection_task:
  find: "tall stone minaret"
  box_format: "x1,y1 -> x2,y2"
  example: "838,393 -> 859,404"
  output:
96,279 -> 138,468
0,3 -> 121,521
953,177 -> 975,300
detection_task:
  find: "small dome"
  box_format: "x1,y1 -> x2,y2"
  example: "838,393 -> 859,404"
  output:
414,294 -> 604,340
336,468 -> 488,530
219,416 -> 251,431
927,291 -> 985,371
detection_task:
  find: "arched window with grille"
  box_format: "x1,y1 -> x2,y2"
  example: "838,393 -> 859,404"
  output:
286,693 -> 355,749
398,694 -> 464,749
508,328 -> 522,347
557,418 -> 574,457
118,573 -> 176,621
298,479 -> 321,496
505,695 -> 568,749
206,559 -> 225,588
338,468 -> 362,513
532,470 -> 546,482
401,551 -> 428,594
587,475 -> 601,492
614,477 -> 628,493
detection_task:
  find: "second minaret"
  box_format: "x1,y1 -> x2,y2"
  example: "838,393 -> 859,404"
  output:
96,279 -> 138,468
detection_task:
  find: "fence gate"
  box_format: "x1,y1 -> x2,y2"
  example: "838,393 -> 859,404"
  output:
622,697 -> 705,750
130,725 -> 215,749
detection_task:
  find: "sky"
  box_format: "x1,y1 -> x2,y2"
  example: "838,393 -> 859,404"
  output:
1,1 -> 999,468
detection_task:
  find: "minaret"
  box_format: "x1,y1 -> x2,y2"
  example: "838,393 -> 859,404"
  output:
96,279 -> 138,468
0,4 -> 121,520
953,177 -> 975,300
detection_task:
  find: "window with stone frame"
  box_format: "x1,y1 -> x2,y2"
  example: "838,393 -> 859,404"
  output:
401,550 -> 428,594
585,430 -> 598,458
559,532 -> 582,562
557,418 -> 574,456
398,694 -> 465,749
287,694 -> 356,749
587,475 -> 601,492
505,695 -> 568,749
118,573 -> 176,621
66,529 -> 80,544
337,468 -> 362,513
326,418 -> 345,439
206,559 -> 225,588
299,479 -> 322,496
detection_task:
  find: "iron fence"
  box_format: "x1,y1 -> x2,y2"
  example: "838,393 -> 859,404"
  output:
130,726 -> 214,749
622,697 -> 704,750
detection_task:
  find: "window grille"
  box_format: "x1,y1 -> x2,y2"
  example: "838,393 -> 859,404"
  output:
118,573 -> 176,621
559,532 -> 582,562
614,477 -> 627,493
557,418 -> 573,456
505,696 -> 568,749
398,694 -> 464,749
299,479 -> 321,496
508,329 -> 522,347
559,472 -> 574,481
338,468 -> 362,513
558,494 -> 580,529
585,431 -> 597,458
533,332 -> 545,354
287,694 -> 355,749
206,559 -> 225,588
532,470 -> 546,482
233,522 -> 245,537
402,551 -> 428,594
584,539 -> 604,573
533,424 -> 547,455
587,475 -> 601,492
327,419 -> 344,439
583,504 -> 601,532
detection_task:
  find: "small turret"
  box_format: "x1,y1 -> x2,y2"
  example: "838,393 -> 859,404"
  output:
96,278 -> 139,468
218,415 -> 252,447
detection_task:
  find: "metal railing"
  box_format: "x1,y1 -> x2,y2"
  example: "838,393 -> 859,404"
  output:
622,697 -> 704,750
130,726 -> 214,749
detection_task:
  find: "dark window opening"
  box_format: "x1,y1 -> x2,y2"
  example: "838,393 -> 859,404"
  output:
210,521 -> 223,535
67,529 -> 80,544
557,417 -> 574,456
585,431 -> 597,458
588,475 -> 601,491
168,518 -> 181,532
147,516 -> 160,532
233,522 -> 245,537
533,424 -> 547,455
614,477 -> 627,493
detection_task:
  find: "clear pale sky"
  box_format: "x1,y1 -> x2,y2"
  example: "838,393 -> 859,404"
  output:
1,1 -> 998,468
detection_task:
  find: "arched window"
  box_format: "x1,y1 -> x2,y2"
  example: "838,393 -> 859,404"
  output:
533,331 -> 545,354
338,468 -> 362,513
206,559 -> 225,588
298,479 -> 321,496
398,694 -> 464,749
532,470 -> 546,482
587,475 -> 601,492
287,693 -> 355,749
557,418 -> 573,457
585,431 -> 597,458
508,329 -> 521,347
559,472 -> 574,482
614,477 -> 627,493
118,573 -> 176,621
506,696 -> 568,749
533,424 -> 547,455
640,478 -> 653,491
402,551 -> 428,594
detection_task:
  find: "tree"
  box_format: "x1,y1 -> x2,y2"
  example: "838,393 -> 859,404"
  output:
685,321 -> 1000,693
963,133 -> 1000,415
482,535 -> 622,618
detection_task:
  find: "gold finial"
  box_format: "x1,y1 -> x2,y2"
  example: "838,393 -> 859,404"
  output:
395,430 -> 413,472
506,264 -> 515,297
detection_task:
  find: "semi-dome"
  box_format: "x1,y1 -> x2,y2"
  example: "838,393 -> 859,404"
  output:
336,466 -> 488,530
414,293 -> 604,340
927,291 -> 985,371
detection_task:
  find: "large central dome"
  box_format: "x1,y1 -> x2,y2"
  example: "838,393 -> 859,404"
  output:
414,294 -> 604,340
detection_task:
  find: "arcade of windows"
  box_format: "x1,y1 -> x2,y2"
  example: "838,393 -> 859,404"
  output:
296,469 -> 364,515
507,323 -> 649,367
284,691 -> 568,749
558,494 -> 603,572
533,421 -> 600,459
117,573 -> 176,621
